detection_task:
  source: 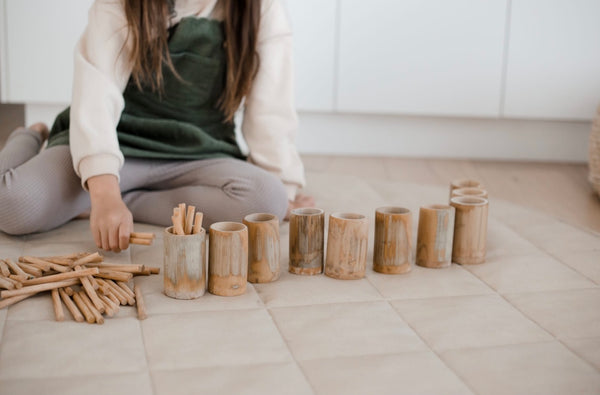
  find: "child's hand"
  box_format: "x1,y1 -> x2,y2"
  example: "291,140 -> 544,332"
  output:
88,175 -> 133,252
284,194 -> 316,220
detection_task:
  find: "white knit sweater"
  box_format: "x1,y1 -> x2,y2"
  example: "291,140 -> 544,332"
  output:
70,0 -> 305,200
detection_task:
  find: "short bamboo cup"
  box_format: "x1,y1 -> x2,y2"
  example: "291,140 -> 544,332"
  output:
373,207 -> 412,274
243,213 -> 280,283
163,226 -> 206,299
451,187 -> 488,199
416,205 -> 455,268
449,179 -> 484,199
208,222 -> 248,296
450,196 -> 489,265
325,213 -> 369,280
289,208 -> 325,275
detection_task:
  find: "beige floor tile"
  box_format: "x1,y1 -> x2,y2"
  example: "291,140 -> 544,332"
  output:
0,372 -> 154,395
506,289 -> 600,339
254,269 -> 381,308
552,250 -> 600,284
300,352 -> 474,395
131,240 -> 164,268
465,253 -> 596,294
20,241 -> 98,258
142,309 -> 291,370
0,308 -> 6,340
485,218 -> 541,259
391,294 -> 552,352
0,319 -> 147,379
516,221 -> 600,253
270,301 -> 427,361
366,264 -> 493,300
23,219 -> 93,243
153,362 -> 314,395
6,293 -> 54,321
442,342 -> 600,395
0,242 -> 25,261
0,232 -> 26,246
563,337 -> 600,371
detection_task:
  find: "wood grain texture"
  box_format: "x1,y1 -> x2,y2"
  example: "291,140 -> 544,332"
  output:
416,205 -> 455,269
208,222 -> 248,296
450,196 -> 489,264
325,213 -> 369,280
289,208 -> 325,275
243,213 -> 280,283
163,226 -> 206,300
373,207 -> 412,274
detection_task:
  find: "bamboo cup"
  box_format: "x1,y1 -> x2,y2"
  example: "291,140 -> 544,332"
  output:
449,179 -> 484,199
451,187 -> 488,199
289,208 -> 325,275
163,226 -> 206,299
243,213 -> 280,283
416,204 -> 455,268
325,213 -> 369,280
208,222 -> 248,296
373,207 -> 412,274
450,196 -> 489,264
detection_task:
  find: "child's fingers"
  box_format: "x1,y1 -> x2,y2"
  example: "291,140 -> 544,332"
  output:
101,229 -> 110,251
118,222 -> 131,251
109,225 -> 121,253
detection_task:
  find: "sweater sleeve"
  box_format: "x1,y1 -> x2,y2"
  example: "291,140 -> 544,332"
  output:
70,0 -> 133,190
241,0 -> 306,201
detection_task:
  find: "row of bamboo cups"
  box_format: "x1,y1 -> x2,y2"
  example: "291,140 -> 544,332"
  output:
163,179 -> 488,299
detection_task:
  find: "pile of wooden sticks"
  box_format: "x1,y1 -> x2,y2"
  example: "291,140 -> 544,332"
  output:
0,251 -> 159,323
171,203 -> 203,235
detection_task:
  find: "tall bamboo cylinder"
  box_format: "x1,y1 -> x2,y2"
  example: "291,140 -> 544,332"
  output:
208,222 -> 248,296
289,208 -> 325,275
243,213 -> 280,283
325,213 -> 369,280
451,187 -> 488,199
449,179 -> 484,199
373,207 -> 412,274
450,196 -> 489,264
416,205 -> 455,268
163,226 -> 206,299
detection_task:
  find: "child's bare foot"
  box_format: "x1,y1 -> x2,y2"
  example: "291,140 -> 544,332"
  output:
28,122 -> 49,141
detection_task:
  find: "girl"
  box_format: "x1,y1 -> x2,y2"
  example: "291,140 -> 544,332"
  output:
0,0 -> 313,251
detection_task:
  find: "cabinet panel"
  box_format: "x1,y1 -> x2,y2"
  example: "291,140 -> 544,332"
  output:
5,0 -> 93,103
284,0 -> 336,112
504,0 -> 600,120
337,0 -> 507,117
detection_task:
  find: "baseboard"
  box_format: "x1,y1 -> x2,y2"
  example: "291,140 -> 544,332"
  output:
24,104 -> 591,163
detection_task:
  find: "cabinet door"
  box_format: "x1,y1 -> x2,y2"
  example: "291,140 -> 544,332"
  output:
284,0 -> 337,112
4,0 -> 93,104
503,0 -> 600,120
337,0 -> 507,117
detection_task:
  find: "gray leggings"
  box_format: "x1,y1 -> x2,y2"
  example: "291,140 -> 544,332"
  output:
0,128 -> 288,235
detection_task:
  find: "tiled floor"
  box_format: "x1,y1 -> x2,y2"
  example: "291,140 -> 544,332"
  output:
0,167 -> 599,395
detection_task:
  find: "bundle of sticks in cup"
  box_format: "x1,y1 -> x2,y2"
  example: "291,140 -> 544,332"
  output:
0,251 -> 160,324
172,203 -> 203,235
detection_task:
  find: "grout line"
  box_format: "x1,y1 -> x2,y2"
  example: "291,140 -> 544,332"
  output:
560,339 -> 600,374
498,0 -> 513,117
137,315 -> 158,395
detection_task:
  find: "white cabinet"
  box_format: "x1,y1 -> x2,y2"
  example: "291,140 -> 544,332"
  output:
503,0 -> 600,120
2,0 -> 93,104
284,0 -> 337,112
336,0 -> 508,117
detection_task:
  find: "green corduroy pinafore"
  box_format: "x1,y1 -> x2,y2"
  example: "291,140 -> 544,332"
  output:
48,17 -> 244,161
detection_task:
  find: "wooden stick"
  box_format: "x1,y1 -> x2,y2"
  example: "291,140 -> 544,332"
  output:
89,275 -> 100,290
1,276 -> 22,289
99,293 -> 119,315
6,258 -> 34,278
21,267 -> 99,286
0,260 -> 10,276
98,293 -> 115,317
149,267 -> 160,275
43,257 -> 74,266
73,252 -> 103,266
117,281 -> 135,299
51,289 -> 65,322
178,203 -> 186,232
0,293 -> 37,309
72,291 -> 95,324
0,278 -> 80,299
192,212 -> 203,234
185,205 -> 195,235
95,270 -> 133,282
64,286 -> 75,296
129,238 -> 153,246
134,284 -> 147,320
106,279 -> 135,305
96,279 -> 128,305
104,287 -> 123,307
0,277 -> 15,290
74,265 -> 105,314
15,262 -> 42,278
19,256 -> 69,273
43,253 -> 81,260
130,232 -> 154,240
58,288 -> 84,322
79,291 -> 104,324
9,274 -> 28,282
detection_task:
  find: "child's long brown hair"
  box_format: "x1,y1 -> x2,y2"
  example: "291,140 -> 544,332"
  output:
123,0 -> 261,122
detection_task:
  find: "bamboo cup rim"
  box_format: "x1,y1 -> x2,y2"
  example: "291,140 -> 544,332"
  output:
165,226 -> 204,236
291,208 -> 324,216
210,222 -> 247,232
452,187 -> 487,197
330,212 -> 366,220
450,196 -> 488,206
421,204 -> 452,211
244,213 -> 278,223
450,179 -> 483,189
376,206 -> 410,215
